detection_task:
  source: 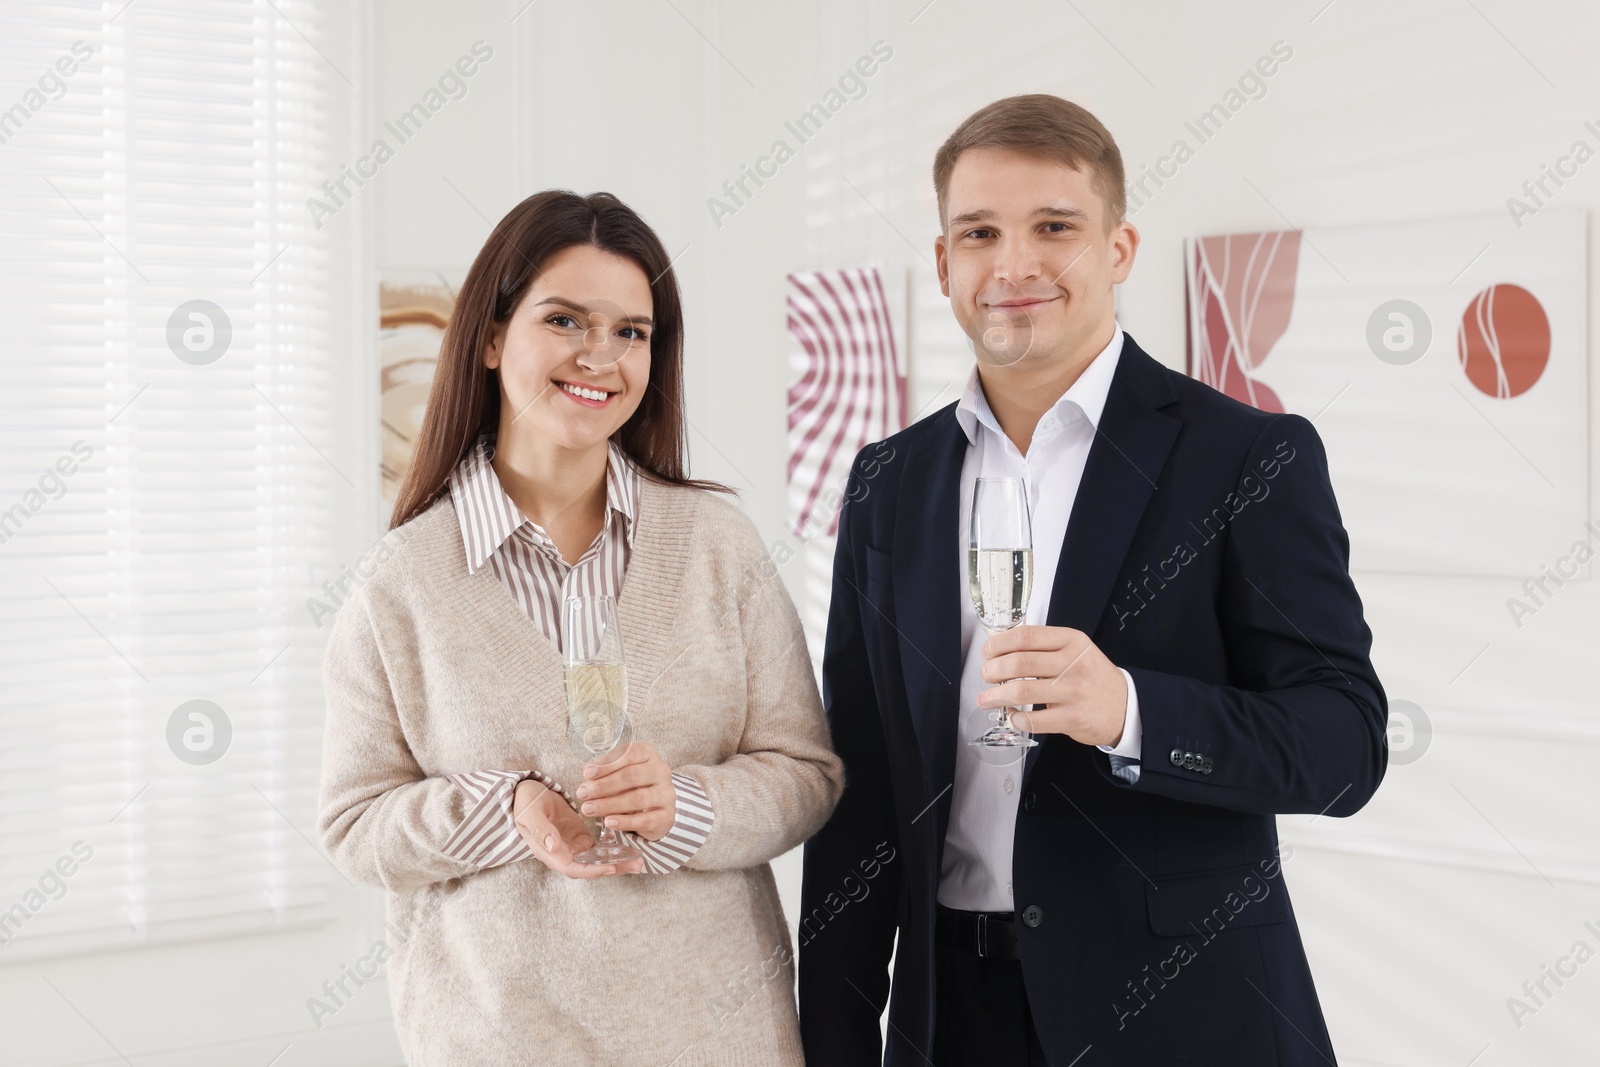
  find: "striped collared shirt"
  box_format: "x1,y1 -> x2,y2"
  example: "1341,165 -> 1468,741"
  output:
439,435 -> 713,874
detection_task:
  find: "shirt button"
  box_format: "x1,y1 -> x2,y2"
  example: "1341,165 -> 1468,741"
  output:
1003,778 -> 1014,794
1006,882 -> 1013,897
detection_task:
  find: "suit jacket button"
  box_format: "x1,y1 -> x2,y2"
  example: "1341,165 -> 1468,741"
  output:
1022,905 -> 1043,928
1023,790 -> 1037,811
1169,748 -> 1184,767
1201,756 -> 1214,774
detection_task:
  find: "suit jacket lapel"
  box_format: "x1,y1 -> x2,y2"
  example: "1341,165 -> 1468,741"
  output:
1028,340 -> 1181,784
891,410 -> 967,798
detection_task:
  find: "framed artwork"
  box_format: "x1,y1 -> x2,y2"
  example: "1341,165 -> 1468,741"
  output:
1185,211 -> 1587,577
379,275 -> 457,504
785,266 -> 908,539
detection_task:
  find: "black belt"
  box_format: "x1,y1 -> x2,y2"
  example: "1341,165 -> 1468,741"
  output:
936,903 -> 1020,960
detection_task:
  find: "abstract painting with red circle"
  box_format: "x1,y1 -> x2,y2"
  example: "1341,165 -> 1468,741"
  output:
1457,283 -> 1551,399
1182,210 -> 1584,578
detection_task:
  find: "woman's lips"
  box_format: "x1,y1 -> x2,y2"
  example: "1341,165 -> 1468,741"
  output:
555,380 -> 615,408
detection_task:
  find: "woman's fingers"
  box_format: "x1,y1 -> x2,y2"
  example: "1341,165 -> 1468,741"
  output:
511,786 -> 637,879
544,806 -> 593,851
602,810 -> 673,839
578,761 -> 655,799
513,799 -> 556,851
550,856 -> 622,879
584,741 -> 657,782
580,784 -> 664,819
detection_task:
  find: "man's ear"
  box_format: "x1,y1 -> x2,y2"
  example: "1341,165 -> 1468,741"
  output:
1109,220 -> 1140,285
935,232 -> 950,297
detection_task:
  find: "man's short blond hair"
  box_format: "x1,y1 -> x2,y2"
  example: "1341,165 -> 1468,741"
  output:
933,94 -> 1126,230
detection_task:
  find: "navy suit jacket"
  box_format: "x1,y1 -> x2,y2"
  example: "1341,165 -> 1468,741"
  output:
798,335 -> 1387,1066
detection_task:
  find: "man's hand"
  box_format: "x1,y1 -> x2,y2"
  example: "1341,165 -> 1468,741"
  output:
512,778 -> 642,878
977,625 -> 1128,747
577,742 -> 677,841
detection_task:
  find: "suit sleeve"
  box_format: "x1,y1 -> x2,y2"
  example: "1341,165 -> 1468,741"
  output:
1112,414 -> 1388,816
799,449 -> 904,1067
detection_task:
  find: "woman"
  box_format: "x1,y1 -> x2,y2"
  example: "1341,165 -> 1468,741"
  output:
317,190 -> 843,1065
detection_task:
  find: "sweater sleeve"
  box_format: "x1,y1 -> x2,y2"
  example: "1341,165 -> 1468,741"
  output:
677,526 -> 845,872
317,591 -> 538,889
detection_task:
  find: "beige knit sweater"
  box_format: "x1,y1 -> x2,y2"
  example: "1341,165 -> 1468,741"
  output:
316,479 -> 843,1066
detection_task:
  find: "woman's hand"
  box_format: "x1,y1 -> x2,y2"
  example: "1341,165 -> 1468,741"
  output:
577,742 -> 677,842
512,778 -> 641,878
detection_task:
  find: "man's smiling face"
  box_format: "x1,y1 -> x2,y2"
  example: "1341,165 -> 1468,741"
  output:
935,146 -> 1135,377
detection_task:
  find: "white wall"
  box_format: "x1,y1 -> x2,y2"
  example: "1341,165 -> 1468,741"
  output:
745,3 -> 1600,1064
1,2 -> 399,1064
505,2 -> 1599,1063
7,1 -> 1597,1064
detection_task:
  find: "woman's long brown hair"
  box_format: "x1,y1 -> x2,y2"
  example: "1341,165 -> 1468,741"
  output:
390,190 -> 732,530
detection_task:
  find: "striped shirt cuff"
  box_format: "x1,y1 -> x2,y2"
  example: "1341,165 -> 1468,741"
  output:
627,772 -> 715,874
1107,754 -> 1142,785
441,769 -> 570,869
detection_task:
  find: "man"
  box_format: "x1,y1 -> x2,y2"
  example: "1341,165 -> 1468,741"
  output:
799,94 -> 1387,1066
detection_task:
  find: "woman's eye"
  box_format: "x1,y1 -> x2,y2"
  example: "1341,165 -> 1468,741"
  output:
620,327 -> 649,342
548,313 -> 579,329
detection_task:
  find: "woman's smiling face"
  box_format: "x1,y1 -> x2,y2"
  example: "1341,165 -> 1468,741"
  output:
485,243 -> 653,452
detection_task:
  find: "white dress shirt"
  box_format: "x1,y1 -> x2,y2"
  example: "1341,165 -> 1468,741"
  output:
938,324 -> 1143,913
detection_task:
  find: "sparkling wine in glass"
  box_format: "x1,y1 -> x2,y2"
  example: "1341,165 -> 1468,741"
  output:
564,595 -> 643,865
968,476 -> 1038,749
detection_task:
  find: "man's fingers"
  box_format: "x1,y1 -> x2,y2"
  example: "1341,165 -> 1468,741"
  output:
978,625 -> 1024,658
981,650 -> 1056,683
981,624 -> 1082,658
979,678 -> 1049,709
1046,640 -> 1095,683
1008,706 -> 1069,735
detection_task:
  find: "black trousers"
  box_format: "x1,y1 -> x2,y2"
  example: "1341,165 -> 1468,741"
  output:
933,905 -> 1052,1067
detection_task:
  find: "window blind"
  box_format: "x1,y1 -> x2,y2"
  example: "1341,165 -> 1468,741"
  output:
0,0 -> 356,962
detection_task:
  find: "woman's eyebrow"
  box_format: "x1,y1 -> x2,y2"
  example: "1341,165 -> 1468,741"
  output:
532,296 -> 654,326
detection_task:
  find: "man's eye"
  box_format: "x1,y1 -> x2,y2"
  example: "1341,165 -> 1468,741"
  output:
1044,222 -> 1073,234
966,229 -> 994,240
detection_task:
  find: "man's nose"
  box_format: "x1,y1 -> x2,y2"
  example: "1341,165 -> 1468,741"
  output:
992,237 -> 1043,283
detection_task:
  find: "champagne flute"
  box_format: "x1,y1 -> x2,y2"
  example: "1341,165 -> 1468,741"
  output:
563,594 -> 643,865
967,476 -> 1039,748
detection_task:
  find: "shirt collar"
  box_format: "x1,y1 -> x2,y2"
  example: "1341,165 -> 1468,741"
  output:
956,323 -> 1125,447
448,435 -> 641,574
